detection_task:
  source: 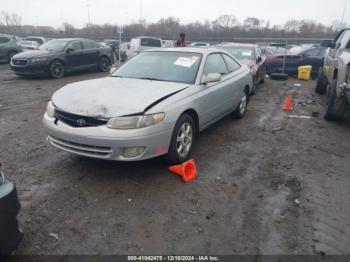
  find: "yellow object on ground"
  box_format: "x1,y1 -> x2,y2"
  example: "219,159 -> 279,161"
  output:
298,65 -> 312,81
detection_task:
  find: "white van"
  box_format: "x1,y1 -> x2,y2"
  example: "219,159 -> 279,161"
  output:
127,37 -> 163,60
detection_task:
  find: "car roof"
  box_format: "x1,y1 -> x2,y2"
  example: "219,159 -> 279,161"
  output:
144,47 -> 226,55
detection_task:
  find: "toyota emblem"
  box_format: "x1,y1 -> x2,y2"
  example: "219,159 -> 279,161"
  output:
76,119 -> 86,127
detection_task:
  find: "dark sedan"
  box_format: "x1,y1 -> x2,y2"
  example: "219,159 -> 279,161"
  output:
217,43 -> 266,95
11,38 -> 113,78
264,45 -> 326,79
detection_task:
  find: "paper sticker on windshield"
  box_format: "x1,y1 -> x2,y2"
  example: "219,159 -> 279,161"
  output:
242,51 -> 252,57
174,57 -> 196,68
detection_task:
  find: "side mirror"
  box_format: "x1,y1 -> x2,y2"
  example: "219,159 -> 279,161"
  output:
256,57 -> 262,63
320,40 -> 333,48
201,73 -> 222,84
66,48 -> 74,53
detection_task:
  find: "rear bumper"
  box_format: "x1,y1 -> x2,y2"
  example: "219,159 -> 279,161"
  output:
0,180 -> 23,255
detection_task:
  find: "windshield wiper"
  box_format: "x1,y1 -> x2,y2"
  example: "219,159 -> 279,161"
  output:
137,77 -> 167,82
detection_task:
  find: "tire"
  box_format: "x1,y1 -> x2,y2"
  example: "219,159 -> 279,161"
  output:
324,80 -> 348,121
315,68 -> 327,94
165,114 -> 196,164
49,60 -> 65,79
7,51 -> 17,63
232,88 -> 249,119
99,56 -> 110,72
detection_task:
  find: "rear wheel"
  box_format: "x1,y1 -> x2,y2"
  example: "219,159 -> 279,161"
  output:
165,114 -> 196,164
49,60 -> 64,79
315,68 -> 327,94
233,88 -> 249,119
99,56 -> 110,72
324,80 -> 348,121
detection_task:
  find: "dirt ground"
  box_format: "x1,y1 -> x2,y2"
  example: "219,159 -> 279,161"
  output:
0,63 -> 349,256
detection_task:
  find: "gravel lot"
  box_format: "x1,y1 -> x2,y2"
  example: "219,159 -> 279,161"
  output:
0,63 -> 349,256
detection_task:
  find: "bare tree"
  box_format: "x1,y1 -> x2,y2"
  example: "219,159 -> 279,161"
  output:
213,15 -> 238,30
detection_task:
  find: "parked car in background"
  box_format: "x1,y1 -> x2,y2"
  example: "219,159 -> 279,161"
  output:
265,45 -> 326,78
43,48 -> 252,164
18,40 -> 40,51
11,38 -> 113,78
0,164 -> 23,256
103,39 -> 127,62
190,42 -> 211,47
217,43 -> 266,94
24,36 -> 47,46
316,28 -> 350,121
0,34 -> 22,63
127,36 -> 163,60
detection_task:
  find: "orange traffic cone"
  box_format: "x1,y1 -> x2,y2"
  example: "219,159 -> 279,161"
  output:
169,159 -> 197,183
283,95 -> 293,112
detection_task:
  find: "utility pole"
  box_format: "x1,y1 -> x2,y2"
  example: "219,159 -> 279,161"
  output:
118,26 -> 123,66
340,0 -> 348,26
139,0 -> 142,24
86,4 -> 91,25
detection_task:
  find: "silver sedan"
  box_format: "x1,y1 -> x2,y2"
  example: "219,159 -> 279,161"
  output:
43,48 -> 253,164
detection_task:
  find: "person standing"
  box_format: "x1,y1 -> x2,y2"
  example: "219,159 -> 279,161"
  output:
176,32 -> 186,47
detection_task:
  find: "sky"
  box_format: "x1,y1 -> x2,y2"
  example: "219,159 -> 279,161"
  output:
0,0 -> 349,28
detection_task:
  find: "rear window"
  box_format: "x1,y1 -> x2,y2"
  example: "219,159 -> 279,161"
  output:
0,37 -> 10,43
140,38 -> 162,47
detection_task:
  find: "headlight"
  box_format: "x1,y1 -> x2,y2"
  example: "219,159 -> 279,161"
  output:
31,58 -> 47,63
107,113 -> 165,129
46,101 -> 55,118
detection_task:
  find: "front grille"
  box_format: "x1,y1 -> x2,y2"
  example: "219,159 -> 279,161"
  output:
12,59 -> 28,66
54,108 -> 108,128
48,136 -> 112,158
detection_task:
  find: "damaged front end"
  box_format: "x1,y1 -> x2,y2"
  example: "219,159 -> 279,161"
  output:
0,165 -> 23,256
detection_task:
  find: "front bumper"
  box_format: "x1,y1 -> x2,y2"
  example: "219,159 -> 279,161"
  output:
10,63 -> 48,76
43,113 -> 173,161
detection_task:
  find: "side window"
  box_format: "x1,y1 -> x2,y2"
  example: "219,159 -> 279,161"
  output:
222,54 -> 241,73
141,38 -> 162,47
83,40 -> 97,49
68,41 -> 82,51
203,53 -> 229,76
0,37 -> 10,43
339,30 -> 350,49
304,48 -> 321,56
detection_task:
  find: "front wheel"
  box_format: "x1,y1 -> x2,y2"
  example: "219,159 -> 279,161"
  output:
232,88 -> 249,119
315,68 -> 327,94
49,60 -> 64,79
99,57 -> 110,72
165,114 -> 196,164
324,80 -> 348,121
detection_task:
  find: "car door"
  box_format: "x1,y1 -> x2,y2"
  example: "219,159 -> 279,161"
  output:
81,40 -> 99,67
0,36 -> 10,59
64,41 -> 84,71
197,53 -> 236,126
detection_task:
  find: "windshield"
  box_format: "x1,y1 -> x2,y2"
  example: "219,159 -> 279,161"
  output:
39,39 -> 69,52
223,47 -> 255,61
112,51 -> 202,84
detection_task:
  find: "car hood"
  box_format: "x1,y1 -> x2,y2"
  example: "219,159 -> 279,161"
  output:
52,77 -> 190,118
13,49 -> 55,59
